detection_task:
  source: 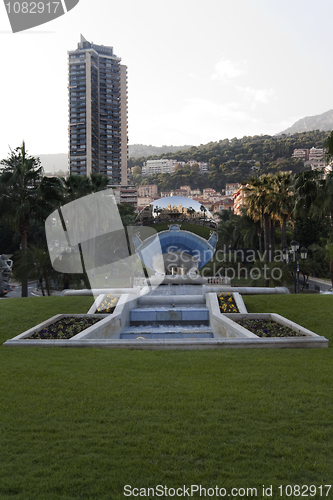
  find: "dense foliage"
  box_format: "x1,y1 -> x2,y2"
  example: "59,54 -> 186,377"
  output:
129,130 -> 328,191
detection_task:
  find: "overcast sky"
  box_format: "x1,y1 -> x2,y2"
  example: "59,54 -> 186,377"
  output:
0,0 -> 332,160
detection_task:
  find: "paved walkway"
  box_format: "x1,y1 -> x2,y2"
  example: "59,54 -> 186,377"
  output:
307,277 -> 332,292
3,280 -> 63,298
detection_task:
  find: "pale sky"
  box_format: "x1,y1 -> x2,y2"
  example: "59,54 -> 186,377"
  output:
0,0 -> 332,160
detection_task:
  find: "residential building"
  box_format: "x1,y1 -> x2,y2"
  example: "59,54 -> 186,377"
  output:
211,197 -> 234,213
190,189 -> 201,197
233,186 -> 247,215
137,196 -> 155,211
68,35 -> 128,184
308,147 -> 324,162
137,184 -> 158,198
169,189 -> 190,197
292,149 -> 309,161
110,185 -> 137,207
187,160 -> 209,172
179,185 -> 191,195
142,159 -> 179,175
141,159 -> 208,175
225,183 -> 241,196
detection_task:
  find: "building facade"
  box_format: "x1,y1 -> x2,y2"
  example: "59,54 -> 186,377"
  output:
137,184 -> 159,198
68,35 -> 128,184
110,185 -> 137,206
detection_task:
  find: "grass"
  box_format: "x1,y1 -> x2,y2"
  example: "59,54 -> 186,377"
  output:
0,295 -> 333,499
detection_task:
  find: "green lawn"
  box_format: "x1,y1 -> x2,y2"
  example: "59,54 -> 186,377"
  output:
0,295 -> 333,499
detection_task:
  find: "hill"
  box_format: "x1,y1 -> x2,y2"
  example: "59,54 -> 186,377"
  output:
128,144 -> 193,158
278,109 -> 333,135
129,130 -> 329,193
37,146 -> 193,173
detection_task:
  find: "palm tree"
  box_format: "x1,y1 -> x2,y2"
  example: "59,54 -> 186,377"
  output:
0,142 -> 63,296
90,173 -> 110,192
273,172 -> 294,251
243,174 -> 273,261
294,168 -> 333,285
200,204 -> 207,220
294,169 -> 322,218
13,245 -> 54,296
244,173 -> 294,262
61,174 -> 92,203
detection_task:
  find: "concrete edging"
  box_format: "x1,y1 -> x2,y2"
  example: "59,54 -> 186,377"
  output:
3,337 -> 328,349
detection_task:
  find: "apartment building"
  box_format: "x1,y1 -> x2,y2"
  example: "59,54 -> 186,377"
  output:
68,35 -> 128,184
137,184 -> 158,198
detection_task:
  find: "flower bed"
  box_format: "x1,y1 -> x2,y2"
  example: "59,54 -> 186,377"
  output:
96,294 -> 119,314
27,316 -> 102,340
235,318 -> 305,338
217,292 -> 239,313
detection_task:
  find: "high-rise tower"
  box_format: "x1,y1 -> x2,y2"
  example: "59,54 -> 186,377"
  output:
68,35 -> 128,184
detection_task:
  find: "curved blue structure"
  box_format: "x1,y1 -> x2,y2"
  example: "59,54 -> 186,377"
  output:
134,196 -> 218,274
133,224 -> 217,273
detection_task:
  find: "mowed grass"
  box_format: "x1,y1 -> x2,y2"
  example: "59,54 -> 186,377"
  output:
0,295 -> 333,499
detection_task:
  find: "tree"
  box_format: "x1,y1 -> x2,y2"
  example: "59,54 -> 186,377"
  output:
118,203 -> 136,227
90,173 -> 110,192
272,172 -> 294,251
13,245 -> 54,296
200,204 -> 207,220
294,168 -> 333,283
132,165 -> 141,176
61,174 -> 92,203
244,175 -> 272,261
0,142 -> 63,296
324,130 -> 333,163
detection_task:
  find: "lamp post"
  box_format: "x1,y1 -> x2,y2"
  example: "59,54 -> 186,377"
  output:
283,241 -> 308,293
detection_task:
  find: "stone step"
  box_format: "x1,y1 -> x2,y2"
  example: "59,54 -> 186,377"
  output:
120,325 -> 213,339
137,294 -> 205,306
129,307 -> 210,326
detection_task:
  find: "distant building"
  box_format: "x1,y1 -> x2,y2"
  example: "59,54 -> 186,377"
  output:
170,189 -> 190,197
190,189 -> 201,197
141,159 -> 209,175
233,186 -> 247,215
142,159 -> 178,175
225,183 -> 241,196
110,185 -> 137,206
292,149 -> 309,161
187,160 -> 209,172
211,196 -> 234,213
137,184 -> 158,198
68,35 -> 128,184
137,195 -> 155,211
179,185 -> 191,195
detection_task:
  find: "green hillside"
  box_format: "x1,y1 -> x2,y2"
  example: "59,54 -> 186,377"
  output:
129,130 -> 330,192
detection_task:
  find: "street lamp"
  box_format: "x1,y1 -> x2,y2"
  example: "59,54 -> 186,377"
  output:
300,246 -> 308,260
283,241 -> 308,293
